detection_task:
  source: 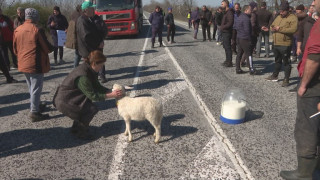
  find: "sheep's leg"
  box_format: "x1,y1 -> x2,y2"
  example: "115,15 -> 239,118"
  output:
124,118 -> 132,142
150,119 -> 161,144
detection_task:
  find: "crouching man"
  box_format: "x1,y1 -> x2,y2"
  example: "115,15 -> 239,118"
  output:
53,51 -> 122,140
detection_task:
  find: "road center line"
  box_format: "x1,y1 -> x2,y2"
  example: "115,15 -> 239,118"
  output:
163,38 -> 254,179
107,15 -> 151,180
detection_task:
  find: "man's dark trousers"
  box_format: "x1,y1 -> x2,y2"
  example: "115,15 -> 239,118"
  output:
222,32 -> 232,63
272,45 -> 291,79
295,94 -> 320,159
202,23 -> 211,40
167,24 -> 175,42
236,38 -> 251,70
152,28 -> 162,44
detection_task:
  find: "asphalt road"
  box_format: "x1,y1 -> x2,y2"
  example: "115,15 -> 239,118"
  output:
0,13 -> 299,180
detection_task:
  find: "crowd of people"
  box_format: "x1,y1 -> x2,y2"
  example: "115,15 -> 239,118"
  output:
1,0 -> 320,178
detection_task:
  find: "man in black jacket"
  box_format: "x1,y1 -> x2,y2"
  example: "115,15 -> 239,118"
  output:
256,2 -> 272,58
215,7 -> 224,44
220,0 -> 234,67
77,1 -> 103,60
200,5 -> 212,41
165,7 -> 176,43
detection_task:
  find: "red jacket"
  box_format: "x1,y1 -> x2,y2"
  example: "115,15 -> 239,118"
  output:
0,15 -> 14,42
298,19 -> 320,77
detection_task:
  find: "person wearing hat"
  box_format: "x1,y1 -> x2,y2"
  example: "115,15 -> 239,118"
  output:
256,1 -> 272,58
47,6 -> 69,65
77,1 -> 104,62
149,6 -> 164,48
13,8 -> 53,122
14,7 -> 25,30
265,1 -> 298,87
165,7 -> 176,44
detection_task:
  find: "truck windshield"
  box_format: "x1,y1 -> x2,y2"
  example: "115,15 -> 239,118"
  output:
96,0 -> 134,12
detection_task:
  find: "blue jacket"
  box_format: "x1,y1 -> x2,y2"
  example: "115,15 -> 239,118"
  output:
149,11 -> 164,29
236,13 -> 252,40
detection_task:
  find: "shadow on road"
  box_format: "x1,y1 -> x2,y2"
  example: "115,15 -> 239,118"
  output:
107,70 -> 168,82
107,50 -> 157,59
106,65 -> 156,75
0,103 -> 29,118
245,110 -> 264,123
0,92 -> 29,104
135,79 -> 184,90
44,72 -> 69,81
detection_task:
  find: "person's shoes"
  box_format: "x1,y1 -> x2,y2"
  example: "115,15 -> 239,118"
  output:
282,79 -> 290,87
159,43 -> 163,47
29,112 -> 50,122
224,62 -> 233,67
250,69 -> 258,75
6,77 -> 18,83
265,75 -> 278,82
289,86 -> 298,93
151,43 -> 155,48
236,69 -> 245,74
216,42 -> 221,45
280,157 -> 318,180
59,59 -> 66,64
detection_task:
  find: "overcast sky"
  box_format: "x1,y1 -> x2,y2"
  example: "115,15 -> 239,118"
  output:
142,0 -> 221,7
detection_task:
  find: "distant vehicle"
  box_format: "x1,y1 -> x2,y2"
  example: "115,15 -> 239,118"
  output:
94,0 -> 143,37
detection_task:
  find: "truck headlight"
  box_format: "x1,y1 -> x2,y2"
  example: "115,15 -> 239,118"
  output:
130,22 -> 135,30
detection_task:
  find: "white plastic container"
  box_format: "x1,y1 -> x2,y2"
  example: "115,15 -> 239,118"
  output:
220,88 -> 246,124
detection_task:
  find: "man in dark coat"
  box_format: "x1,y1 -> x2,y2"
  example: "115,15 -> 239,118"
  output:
215,7 -> 224,44
77,1 -> 103,60
191,7 -> 200,39
165,7 -> 175,43
200,5 -> 212,41
149,6 -> 164,48
232,3 -> 241,55
47,6 -> 69,65
250,2 -> 259,56
256,1 -> 272,58
220,0 -> 234,67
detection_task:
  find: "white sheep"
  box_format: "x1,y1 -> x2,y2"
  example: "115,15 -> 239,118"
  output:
112,84 -> 163,144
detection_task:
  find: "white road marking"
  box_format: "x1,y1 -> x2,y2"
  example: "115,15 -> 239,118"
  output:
163,43 -> 254,179
107,15 -> 150,180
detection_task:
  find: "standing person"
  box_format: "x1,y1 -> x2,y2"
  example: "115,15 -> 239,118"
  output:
215,7 -> 224,44
249,2 -> 259,56
66,5 -> 82,68
13,8 -> 53,122
200,5 -> 213,42
291,4 -> 308,63
53,50 -> 123,140
77,1 -> 103,61
256,1 -> 272,58
13,7 -> 25,30
165,7 -> 176,44
232,3 -> 241,55
308,5 -> 315,16
265,1 -> 298,87
91,14 -> 108,83
0,26 -> 18,83
187,10 -> 192,29
149,6 -> 164,48
220,0 -> 235,67
212,9 -> 217,41
280,0 -> 320,177
235,5 -> 256,75
0,7 -> 17,70
191,7 -> 200,40
47,6 -> 69,65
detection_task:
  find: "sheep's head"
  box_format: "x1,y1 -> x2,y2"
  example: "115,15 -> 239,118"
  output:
112,84 -> 126,93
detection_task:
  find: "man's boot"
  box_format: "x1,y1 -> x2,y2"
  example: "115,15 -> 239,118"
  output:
151,42 -> 155,48
159,41 -> 163,47
280,156 -> 318,180
75,122 -> 95,140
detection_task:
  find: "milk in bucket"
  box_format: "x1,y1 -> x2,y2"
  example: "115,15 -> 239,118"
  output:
220,88 -> 246,124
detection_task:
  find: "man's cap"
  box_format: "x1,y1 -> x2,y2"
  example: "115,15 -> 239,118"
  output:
81,1 -> 96,10
280,1 -> 290,11
25,8 -> 39,21
296,4 -> 305,11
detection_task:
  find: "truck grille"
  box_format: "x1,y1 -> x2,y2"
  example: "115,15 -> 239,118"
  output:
105,13 -> 130,20
108,22 -> 129,27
